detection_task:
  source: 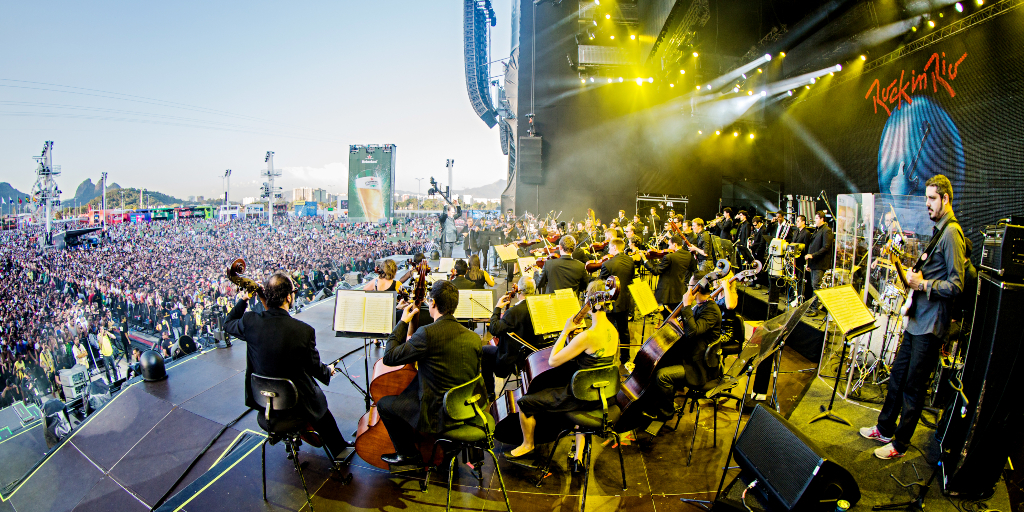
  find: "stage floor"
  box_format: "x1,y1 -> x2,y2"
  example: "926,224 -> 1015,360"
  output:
0,293 -> 1009,511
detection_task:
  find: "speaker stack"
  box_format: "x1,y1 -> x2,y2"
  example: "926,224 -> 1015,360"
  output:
938,272 -> 1024,498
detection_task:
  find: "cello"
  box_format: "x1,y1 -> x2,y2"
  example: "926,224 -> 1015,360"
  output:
614,260 -> 731,432
354,259 -> 439,470
491,277 -> 620,445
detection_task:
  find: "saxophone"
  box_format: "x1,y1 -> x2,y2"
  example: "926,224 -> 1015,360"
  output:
226,258 -> 267,304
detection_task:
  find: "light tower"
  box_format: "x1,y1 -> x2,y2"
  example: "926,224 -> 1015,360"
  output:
30,141 -> 61,244
223,170 -> 232,205
446,159 -> 455,201
101,171 -> 108,231
261,152 -> 282,226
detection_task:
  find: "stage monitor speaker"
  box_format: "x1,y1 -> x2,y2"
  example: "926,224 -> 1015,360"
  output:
939,273 -> 1024,498
733,405 -> 860,511
518,136 -> 543,185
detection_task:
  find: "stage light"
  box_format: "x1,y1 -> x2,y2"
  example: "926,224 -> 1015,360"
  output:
757,68 -> 762,73
581,78 -> 586,83
977,0 -> 983,4
860,54 -> 867,61
788,90 -> 794,96
940,12 -> 944,17
733,132 -> 738,137
733,87 -> 740,93
606,13 -> 611,19
760,90 -> 767,96
693,52 -> 699,57
810,77 -> 816,84
780,52 -> 786,57
764,54 -> 772,61
749,133 -> 755,139
670,83 -> 675,87
610,35 -> 615,39
742,73 -> 747,79
608,78 -> 613,83
619,77 -> 623,82
835,64 -> 842,71
805,85 -> 810,89
697,85 -> 702,90
829,72 -> 834,76
955,2 -> 963,10
680,69 -> 685,74
594,0 -> 599,4
928,20 -> 935,28
636,77 -> 643,85
698,130 -> 703,134
630,34 -> 635,40
590,77 -> 594,82
715,130 -> 721,135
912,26 -> 917,31
648,77 -> 653,83
706,85 -> 712,90
747,90 -> 753,95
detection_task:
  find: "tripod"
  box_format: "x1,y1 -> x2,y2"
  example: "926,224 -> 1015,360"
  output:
872,459 -> 941,511
809,323 -> 877,426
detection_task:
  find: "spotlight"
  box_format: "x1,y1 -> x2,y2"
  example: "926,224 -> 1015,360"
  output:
696,85 -> 702,90
780,52 -> 786,57
733,87 -> 740,93
636,77 -> 643,85
749,133 -> 755,139
733,132 -> 738,137
619,77 -> 623,82
742,73 -> 747,79
976,0 -> 983,4
693,52 -> 699,57
760,90 -> 767,96
928,20 -> 935,28
764,54 -> 772,61
590,77 -> 594,82
680,69 -> 685,74
670,83 -> 675,88
630,34 -> 636,40
788,90 -> 794,96
955,2 -> 963,10
805,85 -> 810,89
581,78 -> 586,83
715,130 -> 721,135
605,13 -> 611,19
810,77 -> 816,84
747,90 -> 753,95
698,130 -> 703,134
608,78 -> 613,83
860,54 -> 866,61
610,35 -> 615,39
757,68 -> 762,73
594,0 -> 599,4
829,72 -> 834,76
835,64 -> 842,72
706,85 -> 711,90
912,26 -> 917,32
648,77 -> 653,83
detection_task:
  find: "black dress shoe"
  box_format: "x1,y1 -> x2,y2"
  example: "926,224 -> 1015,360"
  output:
381,452 -> 423,466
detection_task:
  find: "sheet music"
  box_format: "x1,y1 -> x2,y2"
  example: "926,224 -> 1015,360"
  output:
814,285 -> 877,335
494,243 -> 520,262
628,281 -> 659,317
553,291 -> 580,325
333,291 -> 366,332
526,291 -> 581,334
362,294 -> 395,334
454,290 -> 494,319
517,256 -> 537,274
437,258 -> 456,272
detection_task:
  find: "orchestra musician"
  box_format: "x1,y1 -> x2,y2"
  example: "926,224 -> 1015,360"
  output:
225,272 -> 351,462
860,175 -> 965,460
462,217 -> 479,260
600,238 -> 635,364
689,218 -> 715,276
378,280 -> 483,467
505,280 -> 619,466
793,215 -> 812,299
648,207 -> 661,235
641,235 -> 696,320
717,208 -> 735,241
482,276 -> 542,399
646,278 -> 722,422
365,260 -> 399,292
449,259 -> 477,290
735,210 -> 753,268
804,211 -> 834,316
534,235 -> 590,295
748,215 -> 767,289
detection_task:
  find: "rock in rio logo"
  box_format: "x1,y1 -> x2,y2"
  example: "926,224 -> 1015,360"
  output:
865,51 -> 968,116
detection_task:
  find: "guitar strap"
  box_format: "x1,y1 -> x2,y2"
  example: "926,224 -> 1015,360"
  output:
911,218 -> 958,273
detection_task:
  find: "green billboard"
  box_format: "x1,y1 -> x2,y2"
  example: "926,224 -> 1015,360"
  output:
347,144 -> 396,222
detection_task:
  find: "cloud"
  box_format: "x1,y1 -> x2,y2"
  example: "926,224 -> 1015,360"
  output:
281,162 -> 349,188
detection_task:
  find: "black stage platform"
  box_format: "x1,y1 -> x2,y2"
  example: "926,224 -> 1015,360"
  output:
0,297 -> 1010,511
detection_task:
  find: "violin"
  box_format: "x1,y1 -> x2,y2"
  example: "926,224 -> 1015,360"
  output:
492,277 -> 620,446
354,260 -> 441,470
590,241 -> 608,252
584,253 -> 612,272
615,259 -> 732,432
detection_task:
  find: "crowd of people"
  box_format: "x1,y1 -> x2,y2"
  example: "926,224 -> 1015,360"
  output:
0,215 -> 436,408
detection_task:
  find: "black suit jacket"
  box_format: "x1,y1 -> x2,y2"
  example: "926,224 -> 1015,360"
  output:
600,253 -> 635,314
487,300 -> 541,376
535,256 -> 589,294
736,221 -> 752,250
807,225 -> 834,270
383,314 -> 482,433
224,300 -> 331,421
643,250 -> 695,306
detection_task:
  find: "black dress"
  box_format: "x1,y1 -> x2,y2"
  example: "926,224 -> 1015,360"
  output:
517,351 -> 616,416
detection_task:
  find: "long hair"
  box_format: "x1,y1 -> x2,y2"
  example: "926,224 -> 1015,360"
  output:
467,254 -> 483,281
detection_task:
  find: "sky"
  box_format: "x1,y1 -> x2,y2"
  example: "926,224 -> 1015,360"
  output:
0,1 -> 511,201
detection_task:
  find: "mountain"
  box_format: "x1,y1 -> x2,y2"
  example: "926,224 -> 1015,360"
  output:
72,178 -> 122,207
86,187 -> 184,209
0,183 -> 30,202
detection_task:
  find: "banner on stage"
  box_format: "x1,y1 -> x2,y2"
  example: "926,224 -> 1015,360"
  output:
347,144 -> 396,223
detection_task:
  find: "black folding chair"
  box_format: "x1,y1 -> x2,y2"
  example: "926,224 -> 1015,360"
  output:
534,365 -> 626,512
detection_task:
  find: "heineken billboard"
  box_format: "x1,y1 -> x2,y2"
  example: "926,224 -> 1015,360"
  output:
347,144 -> 396,222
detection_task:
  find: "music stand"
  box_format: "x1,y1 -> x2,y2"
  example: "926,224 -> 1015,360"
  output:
808,285 -> 878,426
333,290 -> 397,411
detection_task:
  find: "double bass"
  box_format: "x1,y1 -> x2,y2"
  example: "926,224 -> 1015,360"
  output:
354,260 -> 440,469
491,277 -> 620,445
614,260 -> 731,432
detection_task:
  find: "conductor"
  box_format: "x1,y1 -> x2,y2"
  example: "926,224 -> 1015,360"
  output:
224,271 -> 351,461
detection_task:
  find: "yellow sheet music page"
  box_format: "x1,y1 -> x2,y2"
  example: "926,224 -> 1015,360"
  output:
362,294 -> 394,335
454,291 -> 475,319
525,295 -> 558,334
471,290 -> 493,318
628,282 -> 658,317
333,291 -> 366,332
552,289 -> 581,328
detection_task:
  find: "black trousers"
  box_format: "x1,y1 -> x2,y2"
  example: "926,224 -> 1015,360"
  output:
652,365 -> 688,419
310,409 -> 349,458
377,383 -> 422,457
876,332 -> 942,453
481,345 -> 501,399
607,310 -> 631,364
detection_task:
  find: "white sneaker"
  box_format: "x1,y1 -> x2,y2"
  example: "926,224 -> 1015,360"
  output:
859,425 -> 892,444
874,443 -> 905,459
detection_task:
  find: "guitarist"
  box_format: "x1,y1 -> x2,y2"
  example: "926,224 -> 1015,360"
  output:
860,174 -> 965,460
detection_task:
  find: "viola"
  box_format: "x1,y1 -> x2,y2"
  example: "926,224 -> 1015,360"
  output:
590,241 -> 608,252
614,260 -> 731,432
584,254 -> 612,272
517,239 -> 543,248
355,260 -> 442,470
